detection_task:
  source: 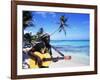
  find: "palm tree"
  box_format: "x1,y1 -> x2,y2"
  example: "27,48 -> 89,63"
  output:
50,15 -> 69,36
36,28 -> 44,38
23,11 -> 35,46
23,11 -> 34,30
58,15 -> 69,36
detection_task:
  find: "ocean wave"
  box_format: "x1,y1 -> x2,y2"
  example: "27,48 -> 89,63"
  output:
52,45 -> 90,56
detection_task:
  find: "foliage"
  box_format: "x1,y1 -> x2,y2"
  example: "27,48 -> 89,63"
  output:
23,11 -> 34,30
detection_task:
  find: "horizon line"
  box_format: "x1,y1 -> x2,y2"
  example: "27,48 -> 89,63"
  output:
50,39 -> 89,41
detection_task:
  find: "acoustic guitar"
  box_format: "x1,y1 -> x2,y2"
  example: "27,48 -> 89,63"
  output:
43,56 -> 71,62
28,51 -> 71,68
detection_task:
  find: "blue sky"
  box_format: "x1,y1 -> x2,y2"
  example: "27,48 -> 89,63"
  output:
24,11 -> 90,40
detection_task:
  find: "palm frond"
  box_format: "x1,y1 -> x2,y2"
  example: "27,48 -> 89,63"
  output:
23,11 -> 35,30
64,18 -> 68,23
64,24 -> 68,27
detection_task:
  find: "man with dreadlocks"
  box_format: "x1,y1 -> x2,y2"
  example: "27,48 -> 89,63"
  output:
36,28 -> 58,62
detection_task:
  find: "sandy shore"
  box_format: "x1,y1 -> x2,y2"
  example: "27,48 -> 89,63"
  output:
49,48 -> 90,68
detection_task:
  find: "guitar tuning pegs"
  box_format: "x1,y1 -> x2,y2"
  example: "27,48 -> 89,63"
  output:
64,56 -> 71,60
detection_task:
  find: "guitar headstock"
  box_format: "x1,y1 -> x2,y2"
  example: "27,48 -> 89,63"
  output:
64,56 -> 71,60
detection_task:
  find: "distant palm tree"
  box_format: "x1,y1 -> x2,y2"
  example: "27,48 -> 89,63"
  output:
58,15 -> 69,36
50,15 -> 69,36
37,28 -> 44,35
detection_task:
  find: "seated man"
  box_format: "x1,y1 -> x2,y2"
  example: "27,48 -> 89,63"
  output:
27,41 -> 51,68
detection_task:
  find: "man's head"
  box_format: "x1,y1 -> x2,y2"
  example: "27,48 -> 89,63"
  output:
33,41 -> 46,53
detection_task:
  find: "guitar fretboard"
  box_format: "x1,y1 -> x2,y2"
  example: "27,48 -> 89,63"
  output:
43,57 -> 64,61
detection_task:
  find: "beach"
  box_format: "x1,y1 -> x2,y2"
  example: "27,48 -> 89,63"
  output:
49,48 -> 90,68
23,40 -> 90,68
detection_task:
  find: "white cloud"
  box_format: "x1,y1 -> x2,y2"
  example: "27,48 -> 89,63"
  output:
49,12 -> 57,18
34,12 -> 47,18
34,11 -> 57,18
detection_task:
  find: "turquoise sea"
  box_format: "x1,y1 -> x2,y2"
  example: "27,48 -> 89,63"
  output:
50,40 -> 90,56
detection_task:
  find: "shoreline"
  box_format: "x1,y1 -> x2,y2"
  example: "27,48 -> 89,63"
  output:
49,49 -> 90,68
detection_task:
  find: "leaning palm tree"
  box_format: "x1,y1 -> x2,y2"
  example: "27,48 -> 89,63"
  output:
58,15 -> 68,36
50,15 -> 69,36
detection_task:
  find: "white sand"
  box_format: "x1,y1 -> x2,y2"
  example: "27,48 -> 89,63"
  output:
49,49 -> 90,68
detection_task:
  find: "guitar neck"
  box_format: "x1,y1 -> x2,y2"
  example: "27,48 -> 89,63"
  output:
43,57 -> 64,61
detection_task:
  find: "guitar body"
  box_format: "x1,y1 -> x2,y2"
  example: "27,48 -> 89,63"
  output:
28,52 -> 51,68
42,53 -> 51,67
28,58 -> 38,68
26,51 -> 71,69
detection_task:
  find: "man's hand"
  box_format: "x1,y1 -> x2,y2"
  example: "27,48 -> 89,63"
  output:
51,56 -> 58,62
36,57 -> 42,68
